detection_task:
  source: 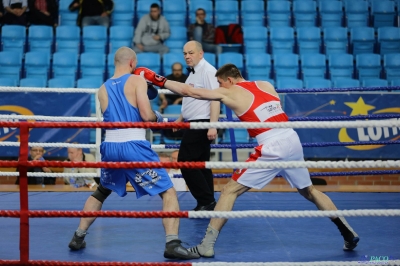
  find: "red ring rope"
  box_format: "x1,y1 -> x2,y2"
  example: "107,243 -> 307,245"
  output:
0,261 -> 191,265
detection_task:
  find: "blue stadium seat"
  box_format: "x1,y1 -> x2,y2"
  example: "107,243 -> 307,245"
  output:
19,78 -> 47,88
109,26 -> 134,54
356,54 -> 382,81
164,26 -> 187,53
300,54 -> 327,79
218,53 -> 244,73
361,79 -> 388,87
243,26 -> 268,54
240,0 -> 265,27
273,54 -> 299,79
77,78 -> 103,113
80,52 -> 106,80
384,54 -> 400,82
163,104 -> 182,119
111,0 -> 134,26
188,0 -> 213,24
344,0 -> 369,29
52,52 -> 79,80
319,1 -> 343,28
137,53 -> 161,74
378,27 -> 400,56
28,25 -> 53,55
204,53 -> 216,66
136,0 -> 161,21
55,25 -> 80,53
58,0 -> 78,25
293,1 -> 317,27
270,27 -> 294,54
371,0 -> 396,28
221,129 -> 250,144
390,79 -> 400,86
333,78 -> 360,88
215,1 -> 239,26
48,78 -> 75,88
245,53 -> 271,80
266,0 -> 291,27
297,27 -> 321,55
323,27 -> 348,55
328,53 -> 354,80
107,53 -> 115,78
276,78 -> 303,89
0,51 -> 22,85
24,51 -> 50,80
163,0 -> 187,27
0,25 -> 26,54
0,77 -> 18,86
304,78 -> 332,89
82,26 -> 107,53
163,53 -> 186,75
350,27 -> 375,55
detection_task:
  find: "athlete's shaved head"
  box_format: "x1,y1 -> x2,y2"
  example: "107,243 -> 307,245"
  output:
114,47 -> 137,67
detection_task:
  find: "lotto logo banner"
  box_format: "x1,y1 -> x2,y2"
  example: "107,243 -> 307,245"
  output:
284,93 -> 400,159
0,92 -> 91,157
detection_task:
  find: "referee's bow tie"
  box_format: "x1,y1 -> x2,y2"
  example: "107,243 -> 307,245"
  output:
187,67 -> 195,74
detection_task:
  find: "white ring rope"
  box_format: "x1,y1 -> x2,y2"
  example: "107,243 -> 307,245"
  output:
0,142 -> 98,148
188,209 -> 400,218
204,160 -> 400,169
0,115 -> 100,121
189,120 -> 400,129
192,262 -> 400,266
1,115 -> 400,128
0,87 -> 97,93
0,86 -> 177,94
0,172 -> 98,177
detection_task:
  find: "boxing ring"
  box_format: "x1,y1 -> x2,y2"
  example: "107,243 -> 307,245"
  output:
0,86 -> 400,265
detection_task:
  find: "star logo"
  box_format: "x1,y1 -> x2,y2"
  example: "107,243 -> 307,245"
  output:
344,97 -> 375,116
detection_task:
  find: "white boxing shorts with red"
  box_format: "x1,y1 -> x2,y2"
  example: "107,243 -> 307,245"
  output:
100,129 -> 173,198
232,128 -> 312,189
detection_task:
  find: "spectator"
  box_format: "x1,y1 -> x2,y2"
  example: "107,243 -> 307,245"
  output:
63,146 -> 97,189
16,146 -> 55,185
0,1 -> 4,24
2,0 -> 28,26
28,0 -> 57,27
188,8 -> 222,54
68,0 -> 113,27
159,62 -> 187,111
133,3 -> 170,55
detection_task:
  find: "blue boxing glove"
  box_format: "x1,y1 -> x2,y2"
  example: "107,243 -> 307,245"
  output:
147,83 -> 158,100
154,110 -> 164,122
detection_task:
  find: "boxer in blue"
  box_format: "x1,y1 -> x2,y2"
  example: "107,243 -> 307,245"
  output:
68,47 -> 199,260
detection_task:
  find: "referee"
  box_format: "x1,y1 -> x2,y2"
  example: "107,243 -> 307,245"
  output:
175,41 -> 220,211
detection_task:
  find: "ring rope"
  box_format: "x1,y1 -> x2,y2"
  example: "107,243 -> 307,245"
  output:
1,140 -> 400,149
1,261 -> 397,266
1,85 -> 399,93
0,160 -> 399,169
1,120 -> 400,129
1,209 -> 400,218
2,169 -> 400,178
4,114 -> 400,122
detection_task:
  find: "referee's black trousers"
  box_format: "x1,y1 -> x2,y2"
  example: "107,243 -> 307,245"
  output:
178,122 -> 215,206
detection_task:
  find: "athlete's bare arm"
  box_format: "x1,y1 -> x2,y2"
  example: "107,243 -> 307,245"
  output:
98,85 -> 108,113
164,80 -> 228,101
128,75 -> 157,122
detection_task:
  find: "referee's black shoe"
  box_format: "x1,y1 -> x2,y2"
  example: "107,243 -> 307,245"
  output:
193,201 -> 216,211
164,239 -> 200,259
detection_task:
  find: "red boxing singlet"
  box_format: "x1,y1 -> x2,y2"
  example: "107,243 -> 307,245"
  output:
236,81 -> 289,137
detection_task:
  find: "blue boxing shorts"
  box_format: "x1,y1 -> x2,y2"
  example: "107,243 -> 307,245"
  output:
100,140 -> 173,198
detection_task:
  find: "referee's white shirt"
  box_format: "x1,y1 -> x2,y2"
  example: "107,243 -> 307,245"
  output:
181,58 -> 219,120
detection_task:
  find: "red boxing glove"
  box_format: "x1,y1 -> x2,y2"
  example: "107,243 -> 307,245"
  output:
134,67 -> 167,88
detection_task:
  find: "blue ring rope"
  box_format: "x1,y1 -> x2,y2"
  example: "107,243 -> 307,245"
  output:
276,86 -> 400,93
167,114 -> 400,122
172,170 -> 400,179
163,140 -> 400,149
